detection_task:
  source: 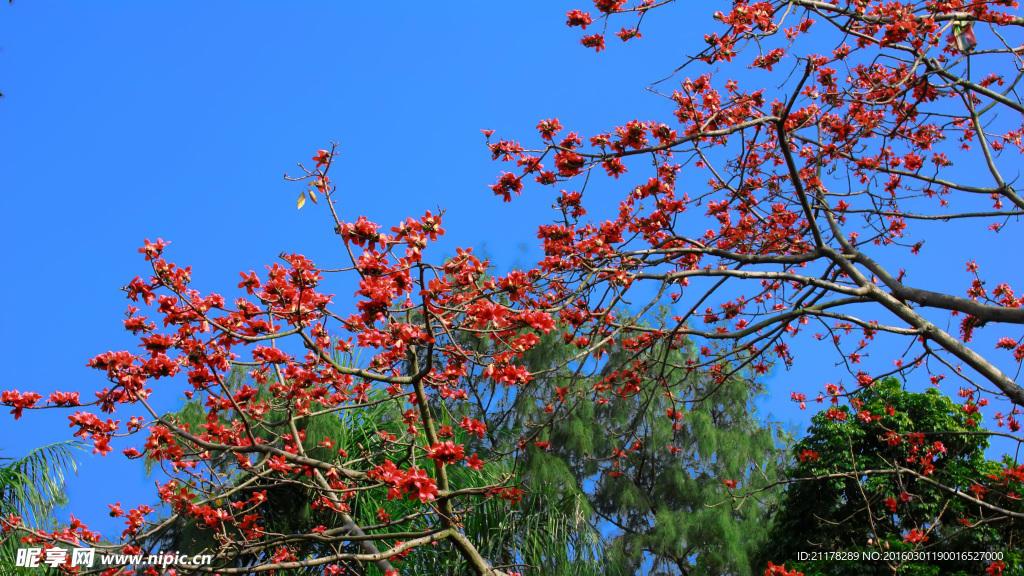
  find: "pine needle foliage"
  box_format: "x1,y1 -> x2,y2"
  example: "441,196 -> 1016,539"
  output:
494,307 -> 791,576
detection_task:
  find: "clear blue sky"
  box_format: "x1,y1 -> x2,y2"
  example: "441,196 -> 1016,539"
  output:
2,1 -> 1021,542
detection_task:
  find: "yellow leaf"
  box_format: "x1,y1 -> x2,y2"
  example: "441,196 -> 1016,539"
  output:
297,191 -> 306,209
309,189 -> 318,204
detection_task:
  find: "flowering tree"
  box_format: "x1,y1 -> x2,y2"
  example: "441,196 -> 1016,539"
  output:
3,0 -> 1024,575
759,377 -> 1023,575
504,0 -> 1024,406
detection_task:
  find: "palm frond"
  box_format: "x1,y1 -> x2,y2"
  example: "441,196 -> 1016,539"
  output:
0,441 -> 83,529
1,441 -> 83,575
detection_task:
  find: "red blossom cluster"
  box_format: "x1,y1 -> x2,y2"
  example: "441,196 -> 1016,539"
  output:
5,1 -> 1024,573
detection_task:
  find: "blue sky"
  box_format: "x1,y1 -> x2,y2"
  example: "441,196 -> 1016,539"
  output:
2,1 -> 1021,543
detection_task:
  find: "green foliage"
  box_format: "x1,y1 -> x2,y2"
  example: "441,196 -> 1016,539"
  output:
139,289 -> 787,575
142,347 -> 604,576
511,309 -> 790,576
0,441 -> 83,575
758,377 -> 1024,576
142,359 -> 411,573
0,442 -> 81,529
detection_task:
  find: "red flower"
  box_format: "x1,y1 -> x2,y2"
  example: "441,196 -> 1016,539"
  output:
466,453 -> 485,470
797,449 -> 819,463
492,486 -> 524,503
459,416 -> 487,439
489,172 -> 524,202
615,27 -> 642,42
825,407 -> 847,422
765,562 -> 803,576
602,157 -> 627,178
904,528 -> 929,544
267,455 -> 293,474
49,391 -> 81,406
238,270 -> 261,294
580,34 -> 606,53
426,441 -> 465,464
566,10 -> 593,29
996,337 -> 1017,350
594,0 -> 625,13
987,561 -> 1006,575
312,149 -> 331,168
790,392 -> 806,410
93,435 -> 113,456
138,238 -> 170,261
1,390 -> 43,420
402,468 -> 438,503
537,118 -> 563,141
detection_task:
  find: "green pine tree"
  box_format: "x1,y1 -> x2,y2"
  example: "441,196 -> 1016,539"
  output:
507,308 -> 790,576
